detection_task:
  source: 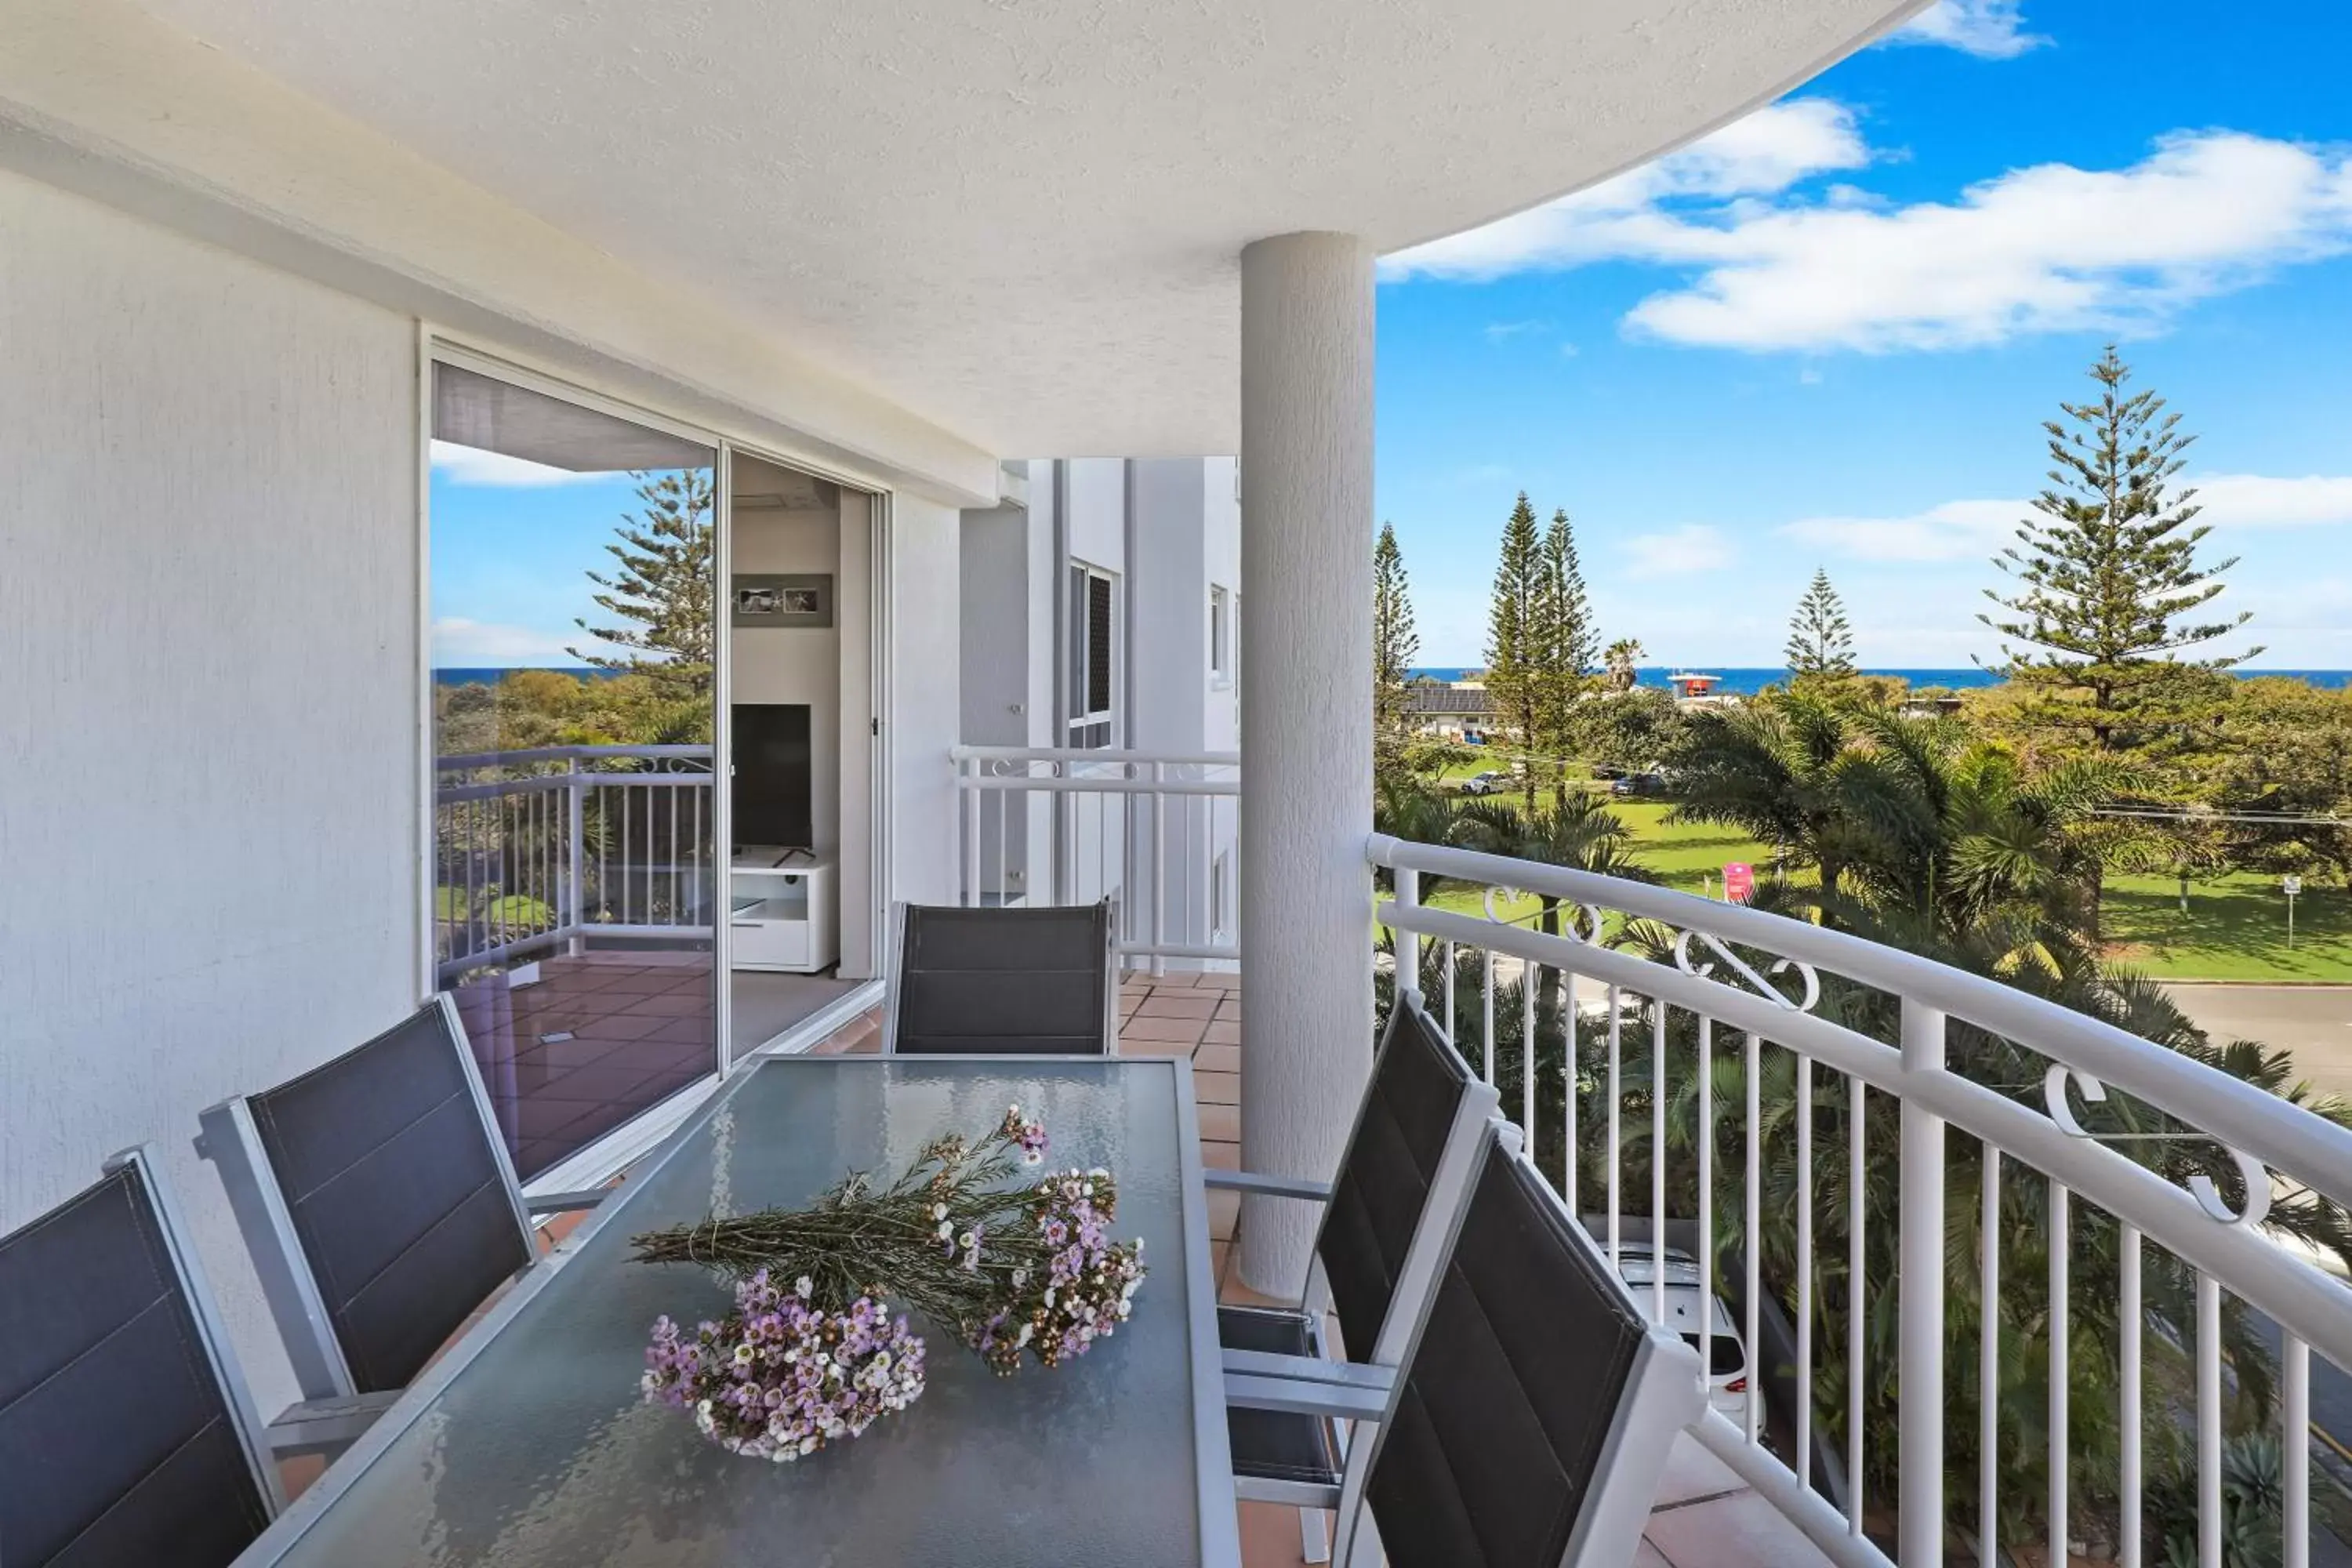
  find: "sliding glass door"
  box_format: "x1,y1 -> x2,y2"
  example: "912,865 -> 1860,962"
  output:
427,358 -> 720,1180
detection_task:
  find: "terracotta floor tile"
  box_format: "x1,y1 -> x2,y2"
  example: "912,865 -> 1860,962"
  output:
1199,1102 -> 1240,1142
1203,1020 -> 1243,1046
1208,1186 -> 1240,1240
1202,1138 -> 1240,1170
1196,1069 -> 1240,1105
1122,1013 -> 1211,1044
1238,1501 -> 1325,1568
1144,973 -> 1201,989
1137,993 -> 1221,1019
1197,1043 -> 1240,1073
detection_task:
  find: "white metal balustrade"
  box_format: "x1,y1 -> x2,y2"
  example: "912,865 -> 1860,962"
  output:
433,745 -> 716,983
950,746 -> 1240,970
1369,832 -> 2352,1568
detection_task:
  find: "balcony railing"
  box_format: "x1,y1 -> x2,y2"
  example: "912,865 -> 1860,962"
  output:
433,745 -> 715,984
951,746 -> 1240,969
1370,832 -> 2352,1568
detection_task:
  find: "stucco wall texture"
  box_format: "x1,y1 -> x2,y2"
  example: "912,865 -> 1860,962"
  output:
0,169 -> 421,1413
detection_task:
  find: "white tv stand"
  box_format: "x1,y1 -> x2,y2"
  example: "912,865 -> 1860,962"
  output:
728,848 -> 836,973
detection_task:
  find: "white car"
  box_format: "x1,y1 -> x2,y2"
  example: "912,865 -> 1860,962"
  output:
1457,770 -> 1509,797
1615,1244 -> 1749,1419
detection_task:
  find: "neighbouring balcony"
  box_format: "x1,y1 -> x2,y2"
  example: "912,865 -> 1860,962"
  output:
960,747 -> 2352,1568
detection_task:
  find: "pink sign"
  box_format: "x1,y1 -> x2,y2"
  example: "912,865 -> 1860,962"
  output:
1722,862 -> 1755,903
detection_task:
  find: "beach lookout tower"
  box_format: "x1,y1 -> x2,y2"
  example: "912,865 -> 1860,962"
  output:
1667,670 -> 1720,701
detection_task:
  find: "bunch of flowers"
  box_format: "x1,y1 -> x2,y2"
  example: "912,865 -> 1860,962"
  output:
969,1167 -> 1147,1374
633,1104 -> 1148,1407
640,1269 -> 925,1461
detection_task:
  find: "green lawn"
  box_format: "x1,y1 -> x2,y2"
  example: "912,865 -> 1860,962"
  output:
2103,869 -> 2352,982
1417,774 -> 2350,982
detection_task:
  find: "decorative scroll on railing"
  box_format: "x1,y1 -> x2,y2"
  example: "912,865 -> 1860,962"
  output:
1368,832 -> 2352,1568
950,746 -> 1240,971
433,745 -> 715,983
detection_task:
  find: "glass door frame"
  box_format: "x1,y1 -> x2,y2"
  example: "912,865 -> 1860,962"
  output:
417,334 -> 895,1192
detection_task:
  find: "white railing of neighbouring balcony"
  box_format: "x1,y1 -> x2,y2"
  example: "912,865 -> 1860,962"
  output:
433,745 -> 715,983
1370,832 -> 2352,1568
949,746 -> 1240,971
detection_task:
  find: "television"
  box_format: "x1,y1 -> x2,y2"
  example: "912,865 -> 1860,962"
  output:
732,703 -> 813,850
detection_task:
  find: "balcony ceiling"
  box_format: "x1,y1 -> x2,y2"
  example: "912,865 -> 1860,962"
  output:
121,0 -> 1920,463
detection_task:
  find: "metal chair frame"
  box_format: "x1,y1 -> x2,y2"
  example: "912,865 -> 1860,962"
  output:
195,993 -> 604,1446
880,896 -> 1121,1055
1211,987 -> 1501,1561
1227,1127 -> 1708,1568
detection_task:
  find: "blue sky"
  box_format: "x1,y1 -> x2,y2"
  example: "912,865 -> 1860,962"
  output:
1377,0 -> 2352,669
429,446 -> 677,669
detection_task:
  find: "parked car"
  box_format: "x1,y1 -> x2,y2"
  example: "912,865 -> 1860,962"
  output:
1457,770 -> 1510,797
1613,1243 -> 1748,1419
1610,771 -> 1664,797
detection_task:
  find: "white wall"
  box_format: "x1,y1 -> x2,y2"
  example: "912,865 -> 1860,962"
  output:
890,495 -> 962,909
730,492 -> 842,855
1062,458 -> 1128,580
0,169 -> 419,1414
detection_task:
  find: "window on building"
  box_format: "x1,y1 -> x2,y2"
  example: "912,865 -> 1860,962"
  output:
1209,584 -> 1232,686
1067,562 -> 1117,748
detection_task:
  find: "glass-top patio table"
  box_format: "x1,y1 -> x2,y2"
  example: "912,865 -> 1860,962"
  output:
234,1054 -> 1242,1567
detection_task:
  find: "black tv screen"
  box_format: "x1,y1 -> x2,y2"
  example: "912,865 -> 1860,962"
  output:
733,703 -> 813,850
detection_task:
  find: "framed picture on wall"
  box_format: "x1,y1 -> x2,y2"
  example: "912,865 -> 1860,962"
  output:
732,573 -> 833,628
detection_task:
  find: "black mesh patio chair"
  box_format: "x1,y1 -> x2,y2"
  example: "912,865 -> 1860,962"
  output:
1227,1131 -> 1707,1568
196,996 -> 605,1437
1213,987 -> 1501,1562
882,898 -> 1118,1054
0,1147 -> 281,1567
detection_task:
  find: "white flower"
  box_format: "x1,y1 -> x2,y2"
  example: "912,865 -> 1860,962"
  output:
957,1231 -> 977,1250
1007,1102 -> 1021,1116
1083,1182 -> 1095,1197
794,1275 -> 814,1298
938,1221 -> 954,1240
1011,1268 -> 1029,1289
1044,1287 -> 1056,1308
931,1203 -> 948,1221
1016,1322 -> 1035,1348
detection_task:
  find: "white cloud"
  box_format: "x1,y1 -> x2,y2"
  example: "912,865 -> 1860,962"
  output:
1889,0 -> 2047,60
1780,475 -> 2352,564
430,438 -> 604,488
1781,499 -> 2020,562
2193,474 -> 2352,530
432,617 -> 579,666
1388,116 -> 2352,354
1624,524 -> 1734,579
1385,99 -> 1870,281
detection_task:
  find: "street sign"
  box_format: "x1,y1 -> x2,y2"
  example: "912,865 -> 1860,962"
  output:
1723,862 -> 1755,903
2284,874 -> 2303,896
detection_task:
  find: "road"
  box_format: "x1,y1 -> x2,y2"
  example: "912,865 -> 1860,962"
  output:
2166,985 -> 2352,1560
2164,983 -> 2352,1098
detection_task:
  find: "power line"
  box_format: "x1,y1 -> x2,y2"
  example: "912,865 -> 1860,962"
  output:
2090,807 -> 2352,828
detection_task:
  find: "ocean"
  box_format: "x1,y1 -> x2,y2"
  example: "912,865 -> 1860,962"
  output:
1408,666 -> 2352,696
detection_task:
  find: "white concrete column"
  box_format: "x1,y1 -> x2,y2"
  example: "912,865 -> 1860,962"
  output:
1236,231 -> 1376,1295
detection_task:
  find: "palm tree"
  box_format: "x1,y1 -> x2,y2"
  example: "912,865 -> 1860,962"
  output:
1604,637 -> 1645,693
1666,693 -> 1934,922
1633,688 -> 2348,1555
